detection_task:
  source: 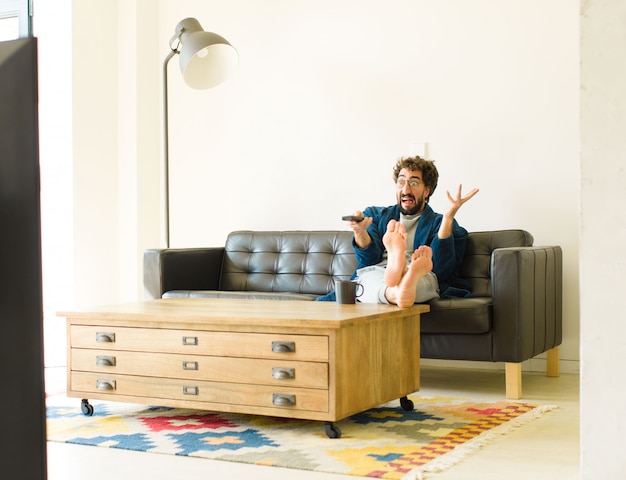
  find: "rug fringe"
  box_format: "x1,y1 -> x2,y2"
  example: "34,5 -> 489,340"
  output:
402,404 -> 558,480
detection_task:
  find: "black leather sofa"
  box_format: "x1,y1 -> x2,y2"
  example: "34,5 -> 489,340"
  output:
144,229 -> 562,399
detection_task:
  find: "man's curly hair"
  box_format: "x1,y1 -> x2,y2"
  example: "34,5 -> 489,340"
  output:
392,156 -> 439,201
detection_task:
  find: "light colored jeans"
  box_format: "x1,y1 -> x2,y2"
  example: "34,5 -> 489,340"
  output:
354,265 -> 439,304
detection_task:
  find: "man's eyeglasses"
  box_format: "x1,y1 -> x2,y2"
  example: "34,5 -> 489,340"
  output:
396,178 -> 422,188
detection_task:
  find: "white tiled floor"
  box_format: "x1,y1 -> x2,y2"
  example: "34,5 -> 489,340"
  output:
46,366 -> 579,480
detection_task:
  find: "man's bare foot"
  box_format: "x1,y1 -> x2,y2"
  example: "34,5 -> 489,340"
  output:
383,220 -> 408,287
386,245 -> 433,307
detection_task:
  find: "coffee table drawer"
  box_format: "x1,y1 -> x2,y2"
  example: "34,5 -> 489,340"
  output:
70,326 -> 328,361
71,349 -> 328,388
71,372 -> 329,413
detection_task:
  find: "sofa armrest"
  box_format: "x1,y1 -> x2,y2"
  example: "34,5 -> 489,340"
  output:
491,245 -> 563,362
143,247 -> 225,299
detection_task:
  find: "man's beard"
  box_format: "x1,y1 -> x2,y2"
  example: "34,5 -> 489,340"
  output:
398,194 -> 425,216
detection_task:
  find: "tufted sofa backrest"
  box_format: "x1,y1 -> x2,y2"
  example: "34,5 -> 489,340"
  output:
220,231 -> 358,296
460,230 -> 533,297
219,229 -> 534,298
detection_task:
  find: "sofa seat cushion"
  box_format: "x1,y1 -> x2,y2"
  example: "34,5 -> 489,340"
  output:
421,297 -> 492,334
163,290 -> 318,301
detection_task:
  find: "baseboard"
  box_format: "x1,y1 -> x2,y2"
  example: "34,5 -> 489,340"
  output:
421,358 -> 580,375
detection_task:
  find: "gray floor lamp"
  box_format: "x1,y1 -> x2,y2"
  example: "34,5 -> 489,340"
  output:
162,17 -> 238,247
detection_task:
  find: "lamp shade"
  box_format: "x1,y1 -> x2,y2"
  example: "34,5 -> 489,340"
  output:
175,18 -> 238,90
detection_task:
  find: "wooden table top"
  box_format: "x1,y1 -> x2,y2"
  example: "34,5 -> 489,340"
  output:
58,298 -> 429,330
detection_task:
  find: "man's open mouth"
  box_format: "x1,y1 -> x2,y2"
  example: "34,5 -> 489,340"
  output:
401,194 -> 415,205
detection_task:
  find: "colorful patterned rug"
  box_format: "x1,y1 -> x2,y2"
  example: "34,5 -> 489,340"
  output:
46,395 -> 555,479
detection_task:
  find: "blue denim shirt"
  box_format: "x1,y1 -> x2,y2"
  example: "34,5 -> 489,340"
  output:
358,203 -> 470,298
317,203 -> 471,301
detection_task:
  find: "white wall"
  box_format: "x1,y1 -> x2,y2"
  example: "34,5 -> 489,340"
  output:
155,0 -> 580,373
36,0 -> 73,367
38,0 -> 626,477
70,0 -> 160,308
69,2 -> 579,365
116,3 -> 160,301
72,0 -> 120,307
61,2 -> 626,476
580,1 -> 626,477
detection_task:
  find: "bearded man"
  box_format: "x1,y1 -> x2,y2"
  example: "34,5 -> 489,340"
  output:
341,156 -> 479,307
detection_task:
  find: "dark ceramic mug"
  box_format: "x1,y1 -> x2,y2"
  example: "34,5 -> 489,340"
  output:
335,280 -> 364,304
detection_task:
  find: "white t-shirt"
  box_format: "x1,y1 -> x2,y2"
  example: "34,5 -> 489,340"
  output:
400,213 -> 421,262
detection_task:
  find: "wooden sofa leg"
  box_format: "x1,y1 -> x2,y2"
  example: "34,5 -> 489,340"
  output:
546,346 -> 560,377
505,363 -> 522,399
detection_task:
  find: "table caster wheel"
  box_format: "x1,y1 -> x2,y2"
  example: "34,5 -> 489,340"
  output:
324,422 -> 342,439
400,396 -> 414,411
81,399 -> 94,416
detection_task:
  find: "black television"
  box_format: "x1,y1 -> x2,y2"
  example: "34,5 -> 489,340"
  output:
0,37 -> 47,479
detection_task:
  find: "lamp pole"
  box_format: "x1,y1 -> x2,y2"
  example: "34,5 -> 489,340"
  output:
160,18 -> 238,249
162,49 -> 176,248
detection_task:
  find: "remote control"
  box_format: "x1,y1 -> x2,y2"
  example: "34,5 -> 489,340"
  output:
342,215 -> 364,222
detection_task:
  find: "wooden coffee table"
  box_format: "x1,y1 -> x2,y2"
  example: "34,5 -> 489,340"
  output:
59,298 -> 428,438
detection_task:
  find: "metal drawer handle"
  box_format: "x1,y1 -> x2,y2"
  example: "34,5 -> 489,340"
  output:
272,393 -> 296,406
182,361 -> 199,371
96,379 -> 116,391
272,367 -> 295,380
96,332 -> 115,343
271,341 -> 295,353
183,386 -> 199,396
96,355 -> 116,367
182,336 -> 198,346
